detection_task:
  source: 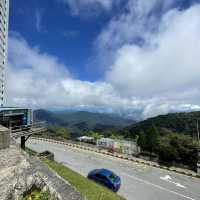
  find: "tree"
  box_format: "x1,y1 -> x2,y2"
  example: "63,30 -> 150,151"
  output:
57,127 -> 71,139
157,143 -> 178,164
137,131 -> 146,151
88,131 -> 103,141
146,125 -> 159,160
110,133 -> 124,140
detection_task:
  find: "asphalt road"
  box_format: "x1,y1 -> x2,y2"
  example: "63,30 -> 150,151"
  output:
26,139 -> 200,200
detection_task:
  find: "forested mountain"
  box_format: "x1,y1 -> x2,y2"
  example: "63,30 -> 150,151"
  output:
34,109 -> 135,134
120,111 -> 200,138
118,111 -> 200,170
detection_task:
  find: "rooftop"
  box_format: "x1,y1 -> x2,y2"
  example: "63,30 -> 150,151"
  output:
0,107 -> 30,112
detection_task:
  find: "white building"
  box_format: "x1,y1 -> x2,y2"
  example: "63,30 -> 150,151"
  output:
96,138 -> 115,149
0,0 -> 9,106
77,136 -> 94,143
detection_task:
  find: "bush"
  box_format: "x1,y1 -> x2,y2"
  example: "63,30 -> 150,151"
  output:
21,189 -> 51,200
137,126 -> 198,170
157,144 -> 179,164
47,126 -> 71,140
157,133 -> 198,169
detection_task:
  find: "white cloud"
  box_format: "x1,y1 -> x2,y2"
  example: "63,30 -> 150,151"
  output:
6,34 -> 142,114
59,0 -> 119,15
96,0 -> 175,50
35,10 -> 42,31
63,30 -> 78,38
95,1 -> 200,118
35,9 -> 46,32
105,4 -> 200,97
6,1 -> 200,119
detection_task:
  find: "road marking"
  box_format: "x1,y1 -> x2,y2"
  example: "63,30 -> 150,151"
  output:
122,173 -> 195,200
160,175 -> 186,188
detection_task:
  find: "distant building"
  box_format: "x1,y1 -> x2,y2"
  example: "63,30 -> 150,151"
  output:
97,138 -> 140,155
0,0 -> 9,106
97,138 -> 115,149
77,136 -> 94,143
0,1 -> 44,150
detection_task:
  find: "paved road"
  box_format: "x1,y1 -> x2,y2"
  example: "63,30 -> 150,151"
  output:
27,139 -> 200,200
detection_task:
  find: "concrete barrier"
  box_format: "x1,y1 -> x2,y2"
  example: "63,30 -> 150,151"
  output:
0,125 -> 10,150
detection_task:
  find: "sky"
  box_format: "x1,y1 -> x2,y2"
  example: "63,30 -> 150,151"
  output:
6,0 -> 200,119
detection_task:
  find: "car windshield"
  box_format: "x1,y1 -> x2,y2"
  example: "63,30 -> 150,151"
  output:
109,173 -> 118,182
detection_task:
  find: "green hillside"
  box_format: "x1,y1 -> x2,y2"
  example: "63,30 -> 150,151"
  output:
120,111 -> 200,138
119,111 -> 199,170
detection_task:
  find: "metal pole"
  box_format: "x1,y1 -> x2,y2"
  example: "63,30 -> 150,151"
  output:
197,120 -> 200,174
197,120 -> 200,147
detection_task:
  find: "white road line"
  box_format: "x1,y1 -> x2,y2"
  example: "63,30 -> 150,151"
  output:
122,173 -> 195,200
160,175 -> 186,188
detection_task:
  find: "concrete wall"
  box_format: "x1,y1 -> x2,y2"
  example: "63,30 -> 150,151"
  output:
0,125 -> 10,149
0,142 -> 84,200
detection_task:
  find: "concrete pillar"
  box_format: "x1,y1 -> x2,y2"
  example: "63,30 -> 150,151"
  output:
0,125 -> 10,150
21,136 -> 26,149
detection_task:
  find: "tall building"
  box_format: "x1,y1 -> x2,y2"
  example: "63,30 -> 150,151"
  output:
0,0 -> 9,106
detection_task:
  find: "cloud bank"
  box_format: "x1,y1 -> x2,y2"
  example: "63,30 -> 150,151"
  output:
7,1 -> 200,119
7,34 -> 141,115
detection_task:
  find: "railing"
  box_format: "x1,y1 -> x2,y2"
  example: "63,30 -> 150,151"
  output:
32,121 -> 47,129
11,121 -> 47,138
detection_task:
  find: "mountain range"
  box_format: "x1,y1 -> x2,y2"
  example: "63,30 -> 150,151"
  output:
34,109 -> 135,134
34,109 -> 200,139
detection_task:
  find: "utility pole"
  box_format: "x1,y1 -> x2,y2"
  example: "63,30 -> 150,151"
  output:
197,120 -> 200,147
197,120 -> 200,174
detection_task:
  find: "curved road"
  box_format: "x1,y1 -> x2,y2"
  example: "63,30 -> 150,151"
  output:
27,139 -> 200,200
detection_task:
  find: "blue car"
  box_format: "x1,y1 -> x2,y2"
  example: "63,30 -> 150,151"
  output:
87,168 -> 121,192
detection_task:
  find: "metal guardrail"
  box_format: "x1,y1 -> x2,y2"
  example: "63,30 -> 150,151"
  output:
11,121 -> 47,138
11,121 -> 46,131
31,137 -> 200,178
32,121 -> 47,129
11,127 -> 47,138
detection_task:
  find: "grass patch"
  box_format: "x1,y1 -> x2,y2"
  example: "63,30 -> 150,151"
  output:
42,158 -> 126,200
21,189 -> 51,200
25,147 -> 37,156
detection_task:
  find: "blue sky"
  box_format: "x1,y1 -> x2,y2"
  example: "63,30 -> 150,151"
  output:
6,0 -> 200,119
9,0 -> 114,81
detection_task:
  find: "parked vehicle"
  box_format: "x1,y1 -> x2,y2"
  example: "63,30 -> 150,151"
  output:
38,150 -> 54,161
87,168 -> 121,192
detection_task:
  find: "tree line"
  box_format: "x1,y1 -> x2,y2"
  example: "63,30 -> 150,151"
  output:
41,124 -> 198,171
137,125 -> 198,170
